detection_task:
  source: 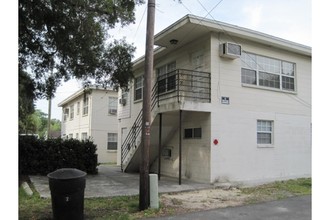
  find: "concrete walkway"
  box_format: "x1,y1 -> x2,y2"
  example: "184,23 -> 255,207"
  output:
30,165 -> 212,198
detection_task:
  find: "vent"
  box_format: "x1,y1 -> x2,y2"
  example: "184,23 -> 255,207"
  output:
219,42 -> 242,59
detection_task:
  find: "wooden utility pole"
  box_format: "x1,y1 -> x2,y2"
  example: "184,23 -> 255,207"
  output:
139,0 -> 155,211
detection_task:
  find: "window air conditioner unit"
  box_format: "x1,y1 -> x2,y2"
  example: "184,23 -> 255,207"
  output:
109,109 -> 117,114
219,42 -> 242,59
119,98 -> 126,106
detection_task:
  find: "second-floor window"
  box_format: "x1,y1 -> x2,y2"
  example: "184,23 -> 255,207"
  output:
134,75 -> 143,101
77,102 -> 80,115
157,61 -> 176,94
63,108 -> 69,121
241,52 -> 295,91
83,96 -> 89,115
108,97 -> 118,115
70,105 -> 74,120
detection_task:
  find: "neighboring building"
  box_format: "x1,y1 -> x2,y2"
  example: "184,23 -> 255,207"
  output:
58,86 -> 118,164
118,14 -> 311,186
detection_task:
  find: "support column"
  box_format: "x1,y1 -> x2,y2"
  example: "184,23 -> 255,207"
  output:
179,110 -> 182,185
158,113 -> 162,180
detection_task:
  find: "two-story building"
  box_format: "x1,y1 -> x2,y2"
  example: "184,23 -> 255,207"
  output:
58,86 -> 118,164
118,14 -> 311,186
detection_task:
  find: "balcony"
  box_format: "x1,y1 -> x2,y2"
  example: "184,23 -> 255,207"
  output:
154,69 -> 211,108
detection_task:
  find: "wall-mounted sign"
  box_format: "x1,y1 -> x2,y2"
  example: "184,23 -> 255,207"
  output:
221,96 -> 230,105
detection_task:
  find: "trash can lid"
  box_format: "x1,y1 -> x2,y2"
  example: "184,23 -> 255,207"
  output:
47,168 -> 86,180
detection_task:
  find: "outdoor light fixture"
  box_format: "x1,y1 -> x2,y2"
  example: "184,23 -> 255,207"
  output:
169,39 -> 178,45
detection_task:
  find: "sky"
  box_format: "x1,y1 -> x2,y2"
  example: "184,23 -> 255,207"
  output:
35,0 -> 312,120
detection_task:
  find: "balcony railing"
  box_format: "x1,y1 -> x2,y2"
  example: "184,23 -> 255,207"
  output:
157,69 -> 211,105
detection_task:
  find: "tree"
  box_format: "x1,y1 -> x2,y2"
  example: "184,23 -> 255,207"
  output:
19,70 -> 38,133
19,0 -> 144,99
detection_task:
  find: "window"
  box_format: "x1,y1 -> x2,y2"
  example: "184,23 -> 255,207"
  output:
68,133 -> 73,139
83,96 -> 89,115
76,133 -> 79,139
257,120 -> 273,145
184,128 -> 202,139
81,132 -> 88,141
107,133 -> 118,150
108,97 -> 118,115
157,62 -> 176,94
63,108 -> 69,121
134,75 -> 143,101
77,102 -> 80,115
70,105 -> 74,120
241,52 -> 295,91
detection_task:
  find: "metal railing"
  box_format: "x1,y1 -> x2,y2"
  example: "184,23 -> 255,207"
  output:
121,69 -> 211,171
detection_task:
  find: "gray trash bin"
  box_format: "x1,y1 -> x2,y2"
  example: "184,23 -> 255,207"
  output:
48,168 -> 87,220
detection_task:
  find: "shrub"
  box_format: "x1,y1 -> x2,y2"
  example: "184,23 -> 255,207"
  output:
19,136 -> 98,175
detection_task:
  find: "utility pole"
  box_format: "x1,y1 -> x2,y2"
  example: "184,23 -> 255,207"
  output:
140,0 -> 155,211
47,97 -> 51,139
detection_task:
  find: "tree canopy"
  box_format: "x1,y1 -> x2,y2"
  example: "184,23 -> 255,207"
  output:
19,0 -> 144,99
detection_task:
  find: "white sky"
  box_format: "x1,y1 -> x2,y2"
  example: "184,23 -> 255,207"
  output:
36,0 -> 312,120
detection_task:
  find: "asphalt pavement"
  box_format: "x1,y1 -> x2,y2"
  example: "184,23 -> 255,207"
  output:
149,195 -> 311,220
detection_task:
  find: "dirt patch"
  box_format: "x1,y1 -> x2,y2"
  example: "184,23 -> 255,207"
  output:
160,187 -> 252,214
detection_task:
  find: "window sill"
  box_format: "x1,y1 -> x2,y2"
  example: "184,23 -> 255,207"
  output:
242,83 -> 297,94
107,150 -> 117,152
134,99 -> 143,104
257,144 -> 274,148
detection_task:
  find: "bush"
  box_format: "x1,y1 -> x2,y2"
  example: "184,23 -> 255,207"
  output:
19,136 -> 98,175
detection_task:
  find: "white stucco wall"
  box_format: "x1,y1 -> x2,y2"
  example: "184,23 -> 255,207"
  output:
60,89 -> 119,164
209,33 -> 311,185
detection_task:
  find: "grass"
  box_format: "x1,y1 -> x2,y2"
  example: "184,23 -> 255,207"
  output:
241,178 -> 311,204
19,177 -> 311,219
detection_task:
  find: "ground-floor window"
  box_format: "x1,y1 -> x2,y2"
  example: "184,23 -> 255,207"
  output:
107,133 -> 118,150
81,132 -> 88,141
184,128 -> 202,139
257,120 -> 273,145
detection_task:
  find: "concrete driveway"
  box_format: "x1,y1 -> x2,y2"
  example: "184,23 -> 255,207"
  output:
30,164 -> 212,198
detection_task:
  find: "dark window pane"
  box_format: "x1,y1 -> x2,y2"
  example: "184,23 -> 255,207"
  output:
107,142 -> 117,150
194,128 -> 202,138
184,128 -> 193,138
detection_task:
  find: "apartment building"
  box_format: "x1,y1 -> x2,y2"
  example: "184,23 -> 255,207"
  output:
118,14 -> 311,185
58,87 -> 118,163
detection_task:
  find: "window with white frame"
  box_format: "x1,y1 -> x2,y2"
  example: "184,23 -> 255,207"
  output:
107,133 -> 118,150
157,61 -> 176,94
134,75 -> 143,101
257,120 -> 273,145
63,108 -> 69,121
83,96 -> 89,115
77,102 -> 80,115
241,52 -> 295,91
68,133 -> 73,139
108,97 -> 118,115
70,105 -> 74,120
